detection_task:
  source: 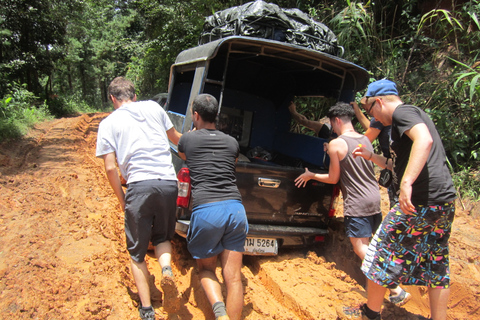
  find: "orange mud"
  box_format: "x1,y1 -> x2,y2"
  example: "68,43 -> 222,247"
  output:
0,113 -> 478,319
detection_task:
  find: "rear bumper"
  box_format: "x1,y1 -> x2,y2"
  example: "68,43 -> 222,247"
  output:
175,220 -> 328,250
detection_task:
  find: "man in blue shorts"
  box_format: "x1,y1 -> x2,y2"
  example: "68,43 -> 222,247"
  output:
96,77 -> 182,319
350,79 -> 456,320
178,94 -> 248,320
295,102 -> 409,306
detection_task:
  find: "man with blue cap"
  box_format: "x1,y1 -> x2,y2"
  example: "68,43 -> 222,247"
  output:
343,79 -> 456,320
352,80 -> 398,207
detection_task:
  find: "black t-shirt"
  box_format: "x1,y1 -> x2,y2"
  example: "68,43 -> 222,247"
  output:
178,129 -> 242,208
391,105 -> 456,205
370,117 -> 391,158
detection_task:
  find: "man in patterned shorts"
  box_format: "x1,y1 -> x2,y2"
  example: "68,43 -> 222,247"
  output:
348,79 -> 456,320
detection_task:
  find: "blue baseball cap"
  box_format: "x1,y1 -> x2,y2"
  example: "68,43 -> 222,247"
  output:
360,79 -> 398,104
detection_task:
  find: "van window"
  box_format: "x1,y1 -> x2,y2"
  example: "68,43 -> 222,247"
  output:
289,96 -> 336,137
217,107 -> 253,148
169,70 -> 195,115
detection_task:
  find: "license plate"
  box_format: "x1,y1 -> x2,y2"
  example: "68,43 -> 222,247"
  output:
244,237 -> 278,255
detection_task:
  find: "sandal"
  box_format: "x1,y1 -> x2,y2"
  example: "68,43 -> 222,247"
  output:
138,306 -> 155,320
337,304 -> 381,319
388,289 -> 411,307
161,269 -> 180,313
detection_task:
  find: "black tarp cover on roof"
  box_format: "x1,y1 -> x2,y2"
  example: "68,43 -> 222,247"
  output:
199,0 -> 342,56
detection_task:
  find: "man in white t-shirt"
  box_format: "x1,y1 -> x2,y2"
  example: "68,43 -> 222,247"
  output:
96,77 -> 182,320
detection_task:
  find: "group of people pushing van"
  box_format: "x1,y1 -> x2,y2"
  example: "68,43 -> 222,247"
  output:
97,77 -> 455,320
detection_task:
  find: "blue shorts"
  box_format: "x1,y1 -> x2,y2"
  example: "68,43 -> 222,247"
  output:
344,213 -> 382,238
124,179 -> 177,262
187,200 -> 248,259
362,201 -> 455,289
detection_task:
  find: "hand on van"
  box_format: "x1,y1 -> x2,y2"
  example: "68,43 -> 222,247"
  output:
295,168 -> 314,188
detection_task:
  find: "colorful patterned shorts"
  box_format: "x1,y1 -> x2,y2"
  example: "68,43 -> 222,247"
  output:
361,201 -> 455,289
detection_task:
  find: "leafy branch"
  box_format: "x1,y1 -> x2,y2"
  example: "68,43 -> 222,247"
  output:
401,9 -> 463,85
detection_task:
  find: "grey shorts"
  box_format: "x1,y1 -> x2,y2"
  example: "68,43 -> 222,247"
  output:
344,213 -> 382,238
124,179 -> 177,262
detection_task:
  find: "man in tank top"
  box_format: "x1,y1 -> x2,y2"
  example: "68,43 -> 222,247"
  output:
294,102 -> 409,309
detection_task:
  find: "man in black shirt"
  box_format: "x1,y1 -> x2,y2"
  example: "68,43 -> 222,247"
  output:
348,79 -> 456,320
178,94 -> 248,320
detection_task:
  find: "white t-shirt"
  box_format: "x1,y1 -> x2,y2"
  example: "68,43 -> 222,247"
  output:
96,100 -> 177,183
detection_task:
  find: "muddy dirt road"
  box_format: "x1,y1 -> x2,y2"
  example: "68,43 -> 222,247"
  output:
0,113 -> 479,319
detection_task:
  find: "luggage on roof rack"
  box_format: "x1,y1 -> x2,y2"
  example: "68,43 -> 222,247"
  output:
199,0 -> 343,56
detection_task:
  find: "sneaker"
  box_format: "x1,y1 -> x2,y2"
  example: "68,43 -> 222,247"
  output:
338,305 -> 362,319
161,269 -> 180,313
138,306 -> 155,320
388,289 -> 411,307
337,304 -> 381,320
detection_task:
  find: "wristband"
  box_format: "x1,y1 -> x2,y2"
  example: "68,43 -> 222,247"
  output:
368,151 -> 373,160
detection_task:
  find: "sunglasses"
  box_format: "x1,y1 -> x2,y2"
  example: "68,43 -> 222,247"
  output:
365,98 -> 376,115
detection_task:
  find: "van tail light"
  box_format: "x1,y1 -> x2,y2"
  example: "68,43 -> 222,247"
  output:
328,185 -> 340,218
177,167 -> 191,208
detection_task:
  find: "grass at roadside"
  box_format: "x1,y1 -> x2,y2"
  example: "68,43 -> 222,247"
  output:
1,86 -> 99,141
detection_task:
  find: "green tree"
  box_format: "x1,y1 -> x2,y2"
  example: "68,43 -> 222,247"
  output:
54,0 -> 140,109
132,0 -> 245,96
0,0 -> 79,98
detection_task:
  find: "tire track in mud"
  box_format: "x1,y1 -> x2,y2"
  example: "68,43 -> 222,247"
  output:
243,250 -> 364,320
0,113 -> 134,319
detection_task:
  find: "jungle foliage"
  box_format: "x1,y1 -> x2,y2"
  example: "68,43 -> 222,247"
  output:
1,0 -> 479,199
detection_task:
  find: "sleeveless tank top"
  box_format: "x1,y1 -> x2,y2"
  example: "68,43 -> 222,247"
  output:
338,134 -> 381,217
